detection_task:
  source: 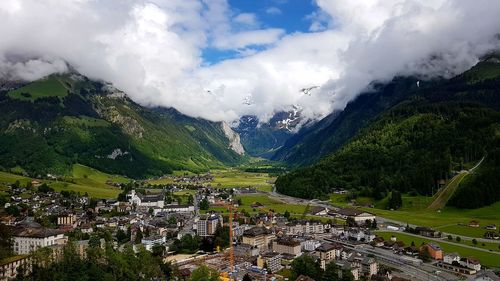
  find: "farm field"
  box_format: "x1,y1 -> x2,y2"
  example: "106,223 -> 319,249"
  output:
208,169 -> 275,192
364,202 -> 500,236
375,232 -> 500,268
207,194 -> 308,216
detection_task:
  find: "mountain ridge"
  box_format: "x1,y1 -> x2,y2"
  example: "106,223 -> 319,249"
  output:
0,73 -> 245,178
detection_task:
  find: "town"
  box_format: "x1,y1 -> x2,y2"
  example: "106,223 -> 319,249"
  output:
1,175 -> 499,281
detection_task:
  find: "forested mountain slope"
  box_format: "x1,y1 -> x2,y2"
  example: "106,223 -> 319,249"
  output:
0,73 -> 244,178
271,77 -> 431,166
276,58 -> 500,208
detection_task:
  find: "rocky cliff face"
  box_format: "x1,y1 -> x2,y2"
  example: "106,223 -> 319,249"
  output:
221,122 -> 245,155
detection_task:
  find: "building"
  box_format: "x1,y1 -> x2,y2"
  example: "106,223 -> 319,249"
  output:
315,243 -> 337,262
0,255 -> 31,280
141,236 -> 167,252
346,229 -> 375,242
242,227 -> 275,251
469,220 -> 480,228
286,221 -> 329,235
127,190 -> 164,208
302,240 -> 321,252
196,214 -> 222,237
257,252 -> 282,273
13,228 -> 66,254
272,238 -> 302,258
459,257 -> 481,271
360,257 -> 378,278
420,243 -> 443,260
443,253 -> 460,264
153,205 -> 195,215
57,213 -> 76,226
415,227 -> 441,238
335,209 -> 376,223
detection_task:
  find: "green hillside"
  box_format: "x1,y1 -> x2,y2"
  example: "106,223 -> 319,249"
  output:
276,59 -> 500,206
0,73 -> 244,179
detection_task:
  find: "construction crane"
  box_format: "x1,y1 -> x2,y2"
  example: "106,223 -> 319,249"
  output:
218,199 -> 235,281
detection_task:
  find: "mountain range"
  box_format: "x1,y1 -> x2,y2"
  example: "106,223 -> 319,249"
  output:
1,54 -> 500,209
0,73 -> 245,178
275,54 -> 500,208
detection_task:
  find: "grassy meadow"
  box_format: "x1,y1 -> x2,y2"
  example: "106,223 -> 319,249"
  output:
375,231 -> 500,268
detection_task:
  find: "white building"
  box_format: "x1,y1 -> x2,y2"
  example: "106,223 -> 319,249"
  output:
13,228 -> 66,254
141,236 -> 167,252
153,205 -> 194,216
460,257 -> 481,271
196,214 -> 222,237
127,190 -> 164,208
257,252 -> 282,273
444,253 -> 460,264
302,240 -> 322,252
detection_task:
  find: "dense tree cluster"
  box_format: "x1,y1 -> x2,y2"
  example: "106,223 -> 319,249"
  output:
14,242 -> 172,281
290,255 -> 354,281
449,148 -> 500,208
276,64 -> 500,203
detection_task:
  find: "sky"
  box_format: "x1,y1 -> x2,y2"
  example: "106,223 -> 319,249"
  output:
1,0 -> 500,123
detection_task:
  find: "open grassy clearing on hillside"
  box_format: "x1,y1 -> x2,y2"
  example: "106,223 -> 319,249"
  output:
375,232 -> 500,268
427,172 -> 468,211
0,164 -> 125,199
8,77 -> 68,101
72,164 -> 129,184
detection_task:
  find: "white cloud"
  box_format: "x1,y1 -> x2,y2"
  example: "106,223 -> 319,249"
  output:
265,7 -> 282,15
233,13 -> 258,26
213,28 -> 285,50
0,0 -> 500,124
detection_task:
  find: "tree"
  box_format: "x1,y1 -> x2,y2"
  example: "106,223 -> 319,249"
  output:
371,219 -> 377,229
455,236 -> 461,242
168,216 -> 178,225
89,235 -> 101,248
151,244 -> 165,257
291,255 -> 322,280
340,269 -> 354,281
472,239 -> 478,246
199,198 -> 209,210
387,190 -> 403,210
346,217 -> 357,227
135,229 -> 143,244
284,210 -> 291,219
419,248 -> 431,262
323,261 -> 340,281
0,224 -> 13,260
38,183 -> 54,193
447,235 -> 453,240
188,265 -> 220,281
242,273 -> 253,281
116,229 -> 128,243
188,195 -> 194,205
6,205 -> 20,217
